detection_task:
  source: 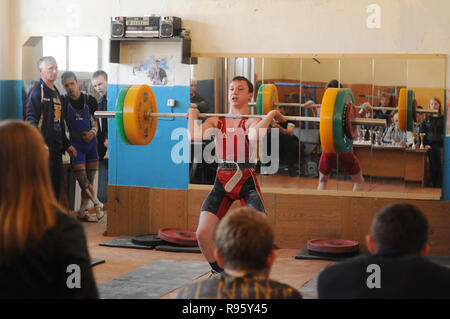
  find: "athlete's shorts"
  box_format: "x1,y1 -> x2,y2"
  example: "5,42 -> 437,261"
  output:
71,138 -> 98,165
318,151 -> 361,176
201,168 -> 266,219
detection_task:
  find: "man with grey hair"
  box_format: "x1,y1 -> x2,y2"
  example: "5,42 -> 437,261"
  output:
25,56 -> 76,200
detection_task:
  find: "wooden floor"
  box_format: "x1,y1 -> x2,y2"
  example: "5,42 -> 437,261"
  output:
81,211 -> 334,298
255,172 -> 442,197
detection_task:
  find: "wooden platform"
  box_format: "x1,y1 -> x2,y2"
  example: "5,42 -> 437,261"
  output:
107,183 -> 450,255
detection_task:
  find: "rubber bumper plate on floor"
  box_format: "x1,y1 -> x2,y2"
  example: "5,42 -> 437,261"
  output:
158,228 -> 198,247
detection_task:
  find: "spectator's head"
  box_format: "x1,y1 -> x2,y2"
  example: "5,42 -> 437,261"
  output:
214,207 -> 276,275
38,56 -> 58,83
391,111 -> 399,126
190,79 -> 198,97
380,92 -> 391,107
0,120 -> 58,263
416,105 -> 424,123
91,70 -> 108,97
359,102 -> 373,118
429,97 -> 442,115
61,71 -> 80,100
325,80 -> 341,89
366,203 -> 430,256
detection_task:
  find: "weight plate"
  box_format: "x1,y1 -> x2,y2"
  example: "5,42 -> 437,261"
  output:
307,238 -> 360,254
158,228 -> 198,247
131,233 -> 167,247
407,90 -> 415,132
123,84 -> 158,145
262,84 -> 278,115
345,103 -> 358,139
256,84 -> 278,115
116,86 -> 132,145
320,88 -> 338,153
398,88 -> 407,131
412,98 -> 418,123
256,85 -> 264,115
333,88 -> 355,154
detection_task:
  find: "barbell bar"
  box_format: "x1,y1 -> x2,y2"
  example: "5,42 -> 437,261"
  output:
95,110 -> 383,126
249,101 -> 438,114
94,85 -> 387,153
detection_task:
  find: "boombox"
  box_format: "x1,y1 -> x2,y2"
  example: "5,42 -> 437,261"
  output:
111,16 -> 125,38
159,16 -> 182,37
125,16 -> 160,38
110,16 -> 182,38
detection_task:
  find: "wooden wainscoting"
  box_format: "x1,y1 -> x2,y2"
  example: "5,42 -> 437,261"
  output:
107,185 -> 450,255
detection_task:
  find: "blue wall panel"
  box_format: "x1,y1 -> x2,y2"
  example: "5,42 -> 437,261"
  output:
0,80 -> 23,120
443,137 -> 450,200
107,84 -> 190,189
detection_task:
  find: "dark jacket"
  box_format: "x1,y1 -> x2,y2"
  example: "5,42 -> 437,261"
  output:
96,95 -> 108,160
419,115 -> 444,147
0,211 -> 99,299
318,249 -> 450,299
25,79 -> 70,152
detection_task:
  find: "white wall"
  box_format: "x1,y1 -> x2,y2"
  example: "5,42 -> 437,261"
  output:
7,0 -> 450,86
0,0 -> 10,79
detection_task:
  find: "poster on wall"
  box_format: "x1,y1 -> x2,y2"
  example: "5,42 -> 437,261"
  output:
447,89 -> 450,137
132,55 -> 174,86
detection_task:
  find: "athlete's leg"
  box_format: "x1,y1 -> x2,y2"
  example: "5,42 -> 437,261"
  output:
196,211 -> 220,263
317,152 -> 335,190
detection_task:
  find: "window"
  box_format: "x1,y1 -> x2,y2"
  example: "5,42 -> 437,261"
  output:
42,36 -> 99,72
43,37 -> 67,70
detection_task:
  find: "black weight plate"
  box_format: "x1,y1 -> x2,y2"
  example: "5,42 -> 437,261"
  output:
131,233 -> 167,247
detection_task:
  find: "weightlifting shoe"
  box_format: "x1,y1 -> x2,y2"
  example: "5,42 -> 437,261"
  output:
78,210 -> 98,222
94,203 -> 105,221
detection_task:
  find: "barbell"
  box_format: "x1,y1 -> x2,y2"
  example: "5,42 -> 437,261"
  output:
94,84 -> 387,154
254,84 -> 423,132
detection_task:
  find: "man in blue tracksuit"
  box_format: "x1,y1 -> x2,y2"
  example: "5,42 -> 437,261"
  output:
62,71 -> 105,222
25,56 -> 76,201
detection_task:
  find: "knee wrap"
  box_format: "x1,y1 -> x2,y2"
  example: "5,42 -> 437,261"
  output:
74,170 -> 90,190
87,169 -> 98,184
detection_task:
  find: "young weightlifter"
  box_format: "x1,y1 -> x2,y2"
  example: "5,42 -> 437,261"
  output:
61,71 -> 105,222
187,76 -> 286,276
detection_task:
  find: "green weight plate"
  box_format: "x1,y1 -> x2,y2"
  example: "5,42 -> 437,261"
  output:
116,85 -> 132,145
333,88 -> 355,154
256,85 -> 264,115
406,90 -> 414,132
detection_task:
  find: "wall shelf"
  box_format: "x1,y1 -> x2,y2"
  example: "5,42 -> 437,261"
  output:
109,36 -> 197,64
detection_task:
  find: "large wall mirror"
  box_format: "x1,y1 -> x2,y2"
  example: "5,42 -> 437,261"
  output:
189,54 -> 445,197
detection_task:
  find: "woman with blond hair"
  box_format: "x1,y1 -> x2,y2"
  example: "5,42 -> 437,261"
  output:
0,120 -> 98,298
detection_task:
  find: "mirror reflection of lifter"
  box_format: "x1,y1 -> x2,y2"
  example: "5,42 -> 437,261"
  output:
304,80 -> 364,191
419,97 -> 444,188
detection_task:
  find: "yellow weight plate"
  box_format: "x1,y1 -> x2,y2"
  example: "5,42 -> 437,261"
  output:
320,88 -> 338,153
398,88 -> 407,131
123,84 -> 158,145
262,84 -> 278,115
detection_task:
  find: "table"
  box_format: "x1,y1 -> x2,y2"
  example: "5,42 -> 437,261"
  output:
353,143 -> 428,186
